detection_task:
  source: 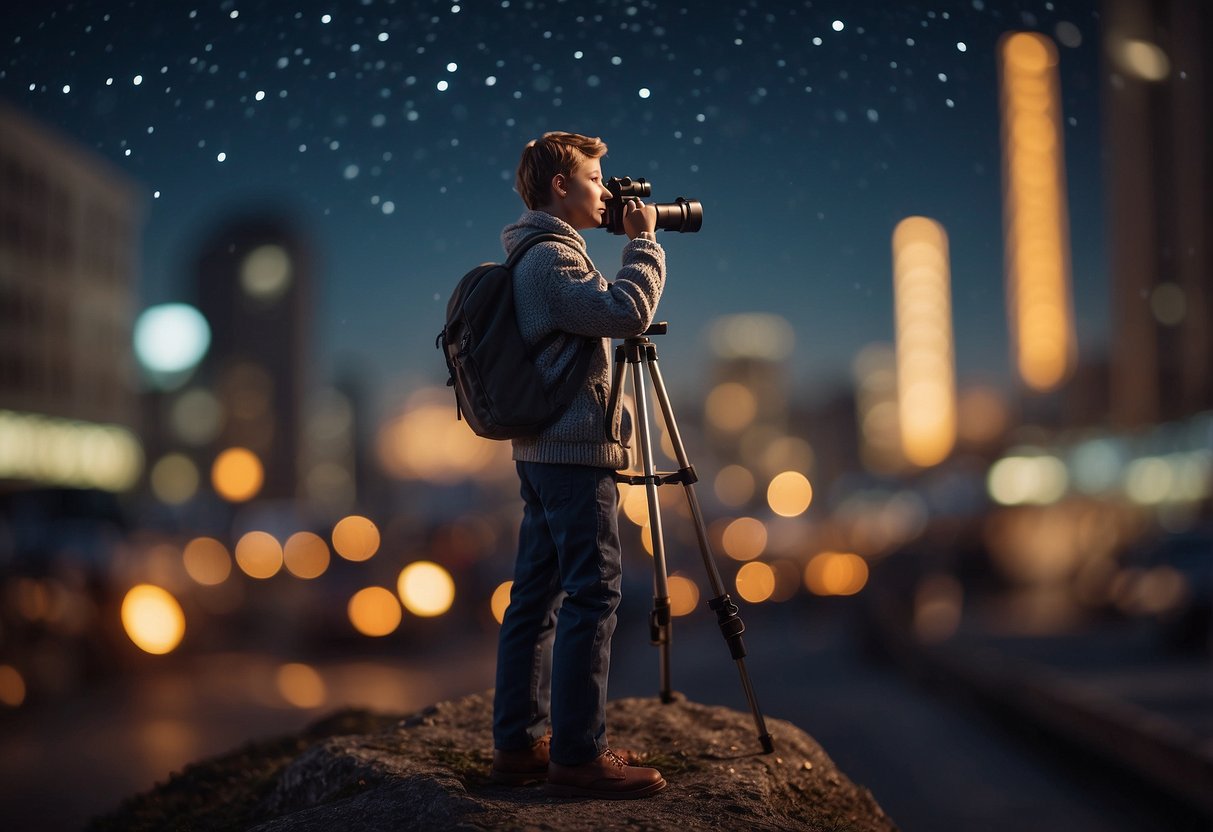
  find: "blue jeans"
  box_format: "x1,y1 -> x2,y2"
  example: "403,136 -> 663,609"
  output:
493,461 -> 622,766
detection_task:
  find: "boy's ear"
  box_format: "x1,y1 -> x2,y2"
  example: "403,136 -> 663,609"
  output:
550,173 -> 567,200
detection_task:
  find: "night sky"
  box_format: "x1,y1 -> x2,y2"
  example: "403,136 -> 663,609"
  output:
3,0 -> 1105,414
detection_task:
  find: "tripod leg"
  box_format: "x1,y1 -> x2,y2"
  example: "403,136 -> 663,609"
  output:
627,349 -> 674,703
645,357 -> 776,754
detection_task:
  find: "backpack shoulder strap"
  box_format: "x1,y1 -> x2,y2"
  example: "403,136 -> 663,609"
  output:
503,232 -> 570,268
507,231 -> 596,361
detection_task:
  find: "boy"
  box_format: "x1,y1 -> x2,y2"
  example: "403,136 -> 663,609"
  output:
491,132 -> 667,799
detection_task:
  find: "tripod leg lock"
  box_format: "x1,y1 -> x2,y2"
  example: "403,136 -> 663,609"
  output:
708,594 -> 748,660
649,596 -> 671,645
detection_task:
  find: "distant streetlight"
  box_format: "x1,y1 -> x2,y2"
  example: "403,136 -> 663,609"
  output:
133,303 -> 211,389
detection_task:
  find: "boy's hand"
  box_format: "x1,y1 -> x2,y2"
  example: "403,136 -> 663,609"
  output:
623,199 -> 658,239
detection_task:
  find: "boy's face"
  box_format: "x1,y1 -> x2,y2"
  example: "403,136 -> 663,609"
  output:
553,158 -> 611,230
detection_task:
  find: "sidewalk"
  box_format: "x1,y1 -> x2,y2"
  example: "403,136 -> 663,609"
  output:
863,580 -> 1213,828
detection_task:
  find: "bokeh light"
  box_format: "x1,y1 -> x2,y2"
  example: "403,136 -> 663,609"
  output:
276,662 -> 327,709
0,665 -> 27,707
491,580 -> 513,624
892,216 -> 957,467
0,409 -> 143,492
211,447 -> 264,502
720,517 -> 768,561
804,552 -> 870,596
182,537 -> 232,585
767,471 -> 814,517
1000,31 -> 1075,392
397,561 -> 456,617
133,303 -> 211,375
240,244 -> 293,300
1149,282 -> 1186,326
708,313 -> 795,361
705,382 -> 758,432
735,561 -> 776,603
332,515 -> 381,561
283,532 -> 330,579
714,465 -> 756,507
640,523 -> 655,556
150,453 -> 200,505
234,531 -> 283,579
668,575 -> 700,616
1116,38 -> 1170,82
120,584 -> 186,654
377,389 -> 509,483
348,586 -> 402,636
620,485 -> 651,526
987,453 -> 1068,505
169,389 -> 224,446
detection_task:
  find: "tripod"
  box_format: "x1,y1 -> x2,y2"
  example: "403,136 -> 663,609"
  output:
609,322 -> 775,754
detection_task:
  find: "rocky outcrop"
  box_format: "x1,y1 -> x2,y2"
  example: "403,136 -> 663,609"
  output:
92,691 -> 897,831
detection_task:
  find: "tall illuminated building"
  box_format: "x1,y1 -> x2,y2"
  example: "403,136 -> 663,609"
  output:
0,102 -> 143,493
998,31 -> 1077,394
192,216 -> 312,501
892,217 -> 957,468
1102,0 -> 1213,427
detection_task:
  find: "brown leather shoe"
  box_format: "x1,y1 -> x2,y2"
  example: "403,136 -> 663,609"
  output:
545,749 -> 667,800
491,735 -> 550,785
492,737 -> 642,785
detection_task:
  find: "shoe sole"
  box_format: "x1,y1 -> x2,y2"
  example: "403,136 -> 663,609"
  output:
542,778 -> 667,800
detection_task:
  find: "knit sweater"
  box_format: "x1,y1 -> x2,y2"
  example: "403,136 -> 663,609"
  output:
502,210 -> 666,469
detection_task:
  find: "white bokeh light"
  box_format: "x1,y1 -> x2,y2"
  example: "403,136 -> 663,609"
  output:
133,304 -> 211,375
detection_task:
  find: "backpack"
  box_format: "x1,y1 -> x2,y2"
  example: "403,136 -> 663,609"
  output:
436,232 -> 596,440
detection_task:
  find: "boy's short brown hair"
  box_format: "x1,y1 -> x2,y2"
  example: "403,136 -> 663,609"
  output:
515,132 -> 608,210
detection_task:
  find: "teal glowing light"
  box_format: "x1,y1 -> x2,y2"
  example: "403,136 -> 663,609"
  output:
134,304 -> 211,376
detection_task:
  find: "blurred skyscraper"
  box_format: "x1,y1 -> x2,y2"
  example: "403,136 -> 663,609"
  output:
703,314 -> 794,460
191,216 -> 312,501
0,101 -> 143,494
1103,0 -> 1213,427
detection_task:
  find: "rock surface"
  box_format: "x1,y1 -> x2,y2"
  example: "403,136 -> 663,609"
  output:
92,691 -> 897,831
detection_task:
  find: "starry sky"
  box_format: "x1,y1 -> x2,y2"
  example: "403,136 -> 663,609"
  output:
3,0 -> 1105,414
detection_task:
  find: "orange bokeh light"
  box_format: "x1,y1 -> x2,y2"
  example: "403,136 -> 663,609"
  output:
211,447 -> 264,502
182,536 -> 232,586
491,581 -> 513,624
735,561 -> 776,603
348,587 -> 402,637
283,532 -> 331,579
235,531 -> 283,579
804,552 -> 870,597
332,515 -> 381,561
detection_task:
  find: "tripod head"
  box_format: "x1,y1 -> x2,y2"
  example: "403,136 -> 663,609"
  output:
642,322 -> 668,337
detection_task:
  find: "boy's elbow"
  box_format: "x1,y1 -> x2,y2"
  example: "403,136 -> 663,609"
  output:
623,303 -> 657,337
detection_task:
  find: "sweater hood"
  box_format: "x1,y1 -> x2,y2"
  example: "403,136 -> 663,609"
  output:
501,210 -> 590,259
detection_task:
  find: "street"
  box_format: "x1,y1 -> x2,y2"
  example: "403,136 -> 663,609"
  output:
1,595 -> 1201,831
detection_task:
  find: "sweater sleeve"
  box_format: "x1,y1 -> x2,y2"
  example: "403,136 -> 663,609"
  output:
525,238 -> 666,339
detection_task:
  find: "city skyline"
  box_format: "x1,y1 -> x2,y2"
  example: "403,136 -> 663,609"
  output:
2,1 -> 1106,415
